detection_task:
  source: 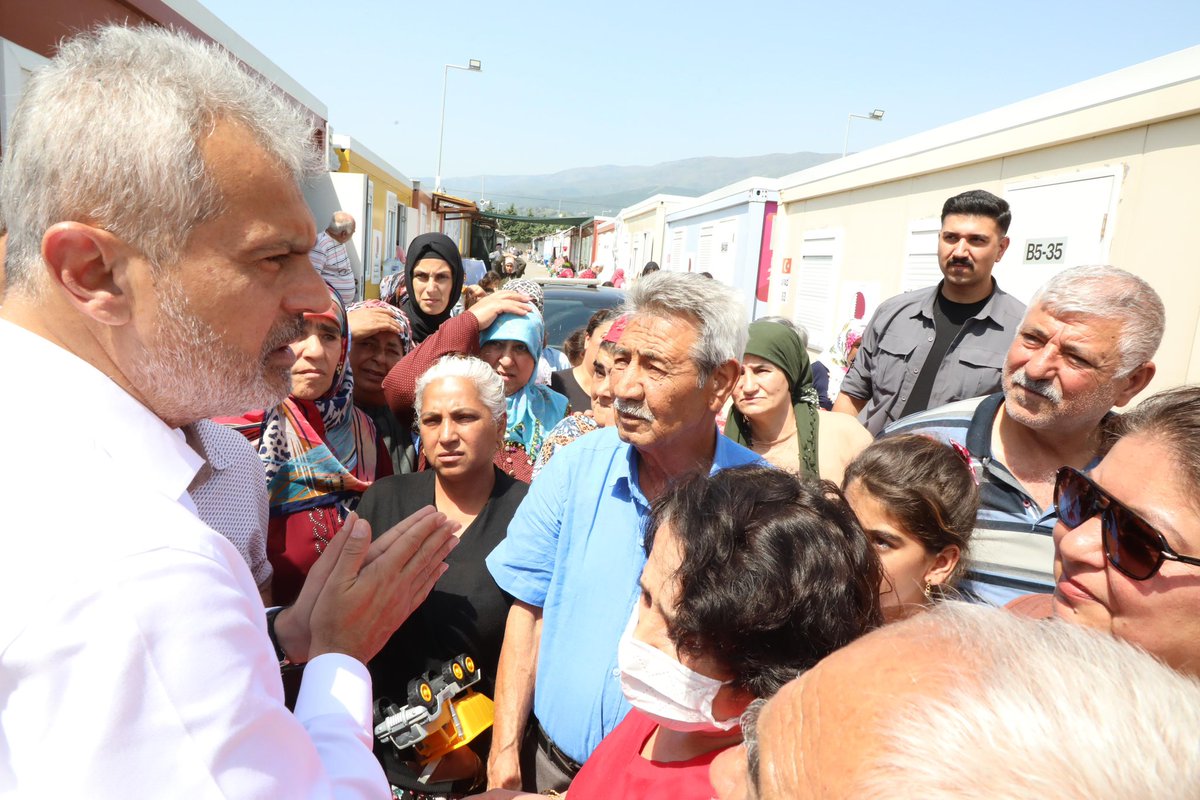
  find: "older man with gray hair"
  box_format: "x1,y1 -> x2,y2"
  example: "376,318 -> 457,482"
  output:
710,602 -> 1200,799
484,271 -> 762,793
310,211 -> 357,305
884,265 -> 1163,604
0,26 -> 457,797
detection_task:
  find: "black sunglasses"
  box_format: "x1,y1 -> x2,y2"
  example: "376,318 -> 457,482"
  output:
1054,466 -> 1200,581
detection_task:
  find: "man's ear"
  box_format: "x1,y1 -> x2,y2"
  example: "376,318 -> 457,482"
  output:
1113,361 -> 1156,407
41,222 -> 134,326
996,235 -> 1011,262
707,359 -> 741,411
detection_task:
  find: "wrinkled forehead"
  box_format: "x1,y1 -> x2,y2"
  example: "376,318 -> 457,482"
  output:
619,311 -> 701,357
1019,302 -> 1126,352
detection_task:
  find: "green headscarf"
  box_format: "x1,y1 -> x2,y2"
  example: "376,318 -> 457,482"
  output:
725,320 -> 821,478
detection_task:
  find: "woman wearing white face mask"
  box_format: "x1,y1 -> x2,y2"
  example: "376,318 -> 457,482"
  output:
485,465 -> 881,800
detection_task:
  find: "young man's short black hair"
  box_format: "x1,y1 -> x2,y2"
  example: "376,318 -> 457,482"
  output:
941,189 -> 1012,235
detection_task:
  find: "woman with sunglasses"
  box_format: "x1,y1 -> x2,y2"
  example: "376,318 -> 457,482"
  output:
1011,385 -> 1200,677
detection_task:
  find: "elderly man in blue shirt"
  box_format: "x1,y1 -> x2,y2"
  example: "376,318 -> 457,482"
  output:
484,271 -> 762,793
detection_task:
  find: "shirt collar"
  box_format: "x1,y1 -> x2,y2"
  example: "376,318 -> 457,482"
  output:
186,419 -> 234,471
915,279 -> 1004,323
967,391 -> 1006,459
608,436 -> 645,507
2,319 -> 205,513
608,426 -> 731,507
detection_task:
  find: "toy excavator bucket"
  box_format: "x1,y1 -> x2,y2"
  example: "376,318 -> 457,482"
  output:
413,689 -> 495,762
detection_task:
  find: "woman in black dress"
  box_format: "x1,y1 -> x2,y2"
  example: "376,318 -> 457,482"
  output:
358,355 -> 528,797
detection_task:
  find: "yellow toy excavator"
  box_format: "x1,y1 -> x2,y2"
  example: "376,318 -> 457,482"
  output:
373,654 -> 495,784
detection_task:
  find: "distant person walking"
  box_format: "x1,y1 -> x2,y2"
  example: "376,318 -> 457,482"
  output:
309,211 -> 357,305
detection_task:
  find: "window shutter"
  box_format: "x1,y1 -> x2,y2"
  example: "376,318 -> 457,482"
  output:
793,229 -> 842,351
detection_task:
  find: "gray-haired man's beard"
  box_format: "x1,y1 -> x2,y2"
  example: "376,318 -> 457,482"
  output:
1008,367 -> 1063,405
134,278 -> 309,423
614,397 -> 656,423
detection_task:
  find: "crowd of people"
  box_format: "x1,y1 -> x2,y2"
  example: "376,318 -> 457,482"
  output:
2,24 -> 1199,800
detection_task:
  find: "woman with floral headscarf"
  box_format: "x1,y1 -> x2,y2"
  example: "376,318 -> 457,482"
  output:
812,318 -> 866,410
227,285 -> 391,605
478,308 -> 569,482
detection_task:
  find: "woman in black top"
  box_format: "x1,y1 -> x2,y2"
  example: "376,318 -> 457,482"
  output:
549,307 -> 620,412
358,355 -> 528,797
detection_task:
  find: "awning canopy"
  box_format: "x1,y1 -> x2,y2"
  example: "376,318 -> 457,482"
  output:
479,210 -> 593,226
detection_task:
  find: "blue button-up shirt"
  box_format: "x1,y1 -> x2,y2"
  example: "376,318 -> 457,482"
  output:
486,426 -> 761,764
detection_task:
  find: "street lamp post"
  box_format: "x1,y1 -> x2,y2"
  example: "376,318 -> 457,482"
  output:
842,108 -> 885,157
436,58 -> 482,193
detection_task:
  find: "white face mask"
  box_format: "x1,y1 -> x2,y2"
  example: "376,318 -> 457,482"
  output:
617,607 -> 738,733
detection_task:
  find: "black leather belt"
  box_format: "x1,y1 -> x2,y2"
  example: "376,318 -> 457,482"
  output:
535,722 -> 583,777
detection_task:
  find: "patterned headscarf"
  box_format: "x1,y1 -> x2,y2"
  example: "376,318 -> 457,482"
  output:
480,308 -> 568,455
725,320 -> 820,478
225,285 -> 380,517
502,277 -> 545,313
379,270 -> 407,307
347,298 -> 414,356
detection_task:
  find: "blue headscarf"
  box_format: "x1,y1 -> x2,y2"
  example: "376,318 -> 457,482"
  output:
481,308 -> 568,455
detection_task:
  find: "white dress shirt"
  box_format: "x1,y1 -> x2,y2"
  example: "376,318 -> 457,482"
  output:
0,319 -> 388,798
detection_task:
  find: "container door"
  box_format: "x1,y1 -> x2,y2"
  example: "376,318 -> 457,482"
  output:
1001,169 -> 1122,304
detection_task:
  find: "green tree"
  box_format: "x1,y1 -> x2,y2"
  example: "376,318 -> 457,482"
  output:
497,206 -> 562,244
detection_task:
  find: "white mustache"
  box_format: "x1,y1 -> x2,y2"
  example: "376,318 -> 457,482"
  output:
614,397 -> 655,422
1010,367 -> 1062,404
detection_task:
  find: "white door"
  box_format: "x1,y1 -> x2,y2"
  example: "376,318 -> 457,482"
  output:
697,225 -> 714,273
793,228 -> 843,352
668,228 -> 685,271
385,192 -> 399,260
900,217 -> 943,293
1001,169 -> 1122,304
330,171 -> 368,292
362,179 -> 375,298
1,39 -> 49,150
712,217 -> 739,283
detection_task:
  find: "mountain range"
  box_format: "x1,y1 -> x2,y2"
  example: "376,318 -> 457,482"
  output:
432,151 -> 840,217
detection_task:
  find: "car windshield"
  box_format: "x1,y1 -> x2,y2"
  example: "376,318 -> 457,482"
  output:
542,285 -> 626,349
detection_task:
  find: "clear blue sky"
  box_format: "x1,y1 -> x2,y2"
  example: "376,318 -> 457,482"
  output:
199,0 -> 1200,189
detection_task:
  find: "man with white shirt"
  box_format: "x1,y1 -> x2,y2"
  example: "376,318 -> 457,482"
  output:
0,26 -> 456,797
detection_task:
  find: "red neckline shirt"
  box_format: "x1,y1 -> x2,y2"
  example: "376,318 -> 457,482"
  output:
568,709 -> 727,800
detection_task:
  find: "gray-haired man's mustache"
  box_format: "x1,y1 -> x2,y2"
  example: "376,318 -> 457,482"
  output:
1009,367 -> 1063,405
614,397 -> 655,422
